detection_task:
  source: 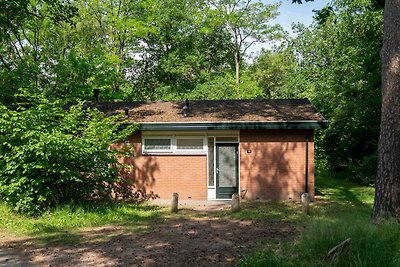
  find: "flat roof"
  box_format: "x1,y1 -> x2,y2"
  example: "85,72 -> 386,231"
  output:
96,98 -> 324,119
91,99 -> 327,130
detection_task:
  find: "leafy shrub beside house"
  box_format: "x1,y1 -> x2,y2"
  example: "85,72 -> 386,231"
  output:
0,90 -> 137,215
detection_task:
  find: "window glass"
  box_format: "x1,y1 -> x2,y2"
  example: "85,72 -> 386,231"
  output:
176,138 -> 203,150
144,138 -> 171,151
208,137 -> 215,186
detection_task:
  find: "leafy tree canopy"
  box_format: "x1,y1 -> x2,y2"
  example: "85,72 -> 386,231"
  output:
0,90 -> 137,214
250,0 -> 383,183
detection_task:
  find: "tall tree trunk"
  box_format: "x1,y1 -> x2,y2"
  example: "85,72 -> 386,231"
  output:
372,0 -> 400,223
234,48 -> 240,85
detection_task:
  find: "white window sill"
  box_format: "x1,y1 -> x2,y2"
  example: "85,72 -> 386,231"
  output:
142,151 -> 206,156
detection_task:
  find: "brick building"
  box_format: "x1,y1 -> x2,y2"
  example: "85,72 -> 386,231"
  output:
95,99 -> 327,201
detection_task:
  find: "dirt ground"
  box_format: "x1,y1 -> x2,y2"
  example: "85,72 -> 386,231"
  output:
0,209 -> 297,267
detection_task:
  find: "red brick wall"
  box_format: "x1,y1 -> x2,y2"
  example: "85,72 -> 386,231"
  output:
117,132 -> 207,200
116,130 -> 314,201
239,130 -> 314,201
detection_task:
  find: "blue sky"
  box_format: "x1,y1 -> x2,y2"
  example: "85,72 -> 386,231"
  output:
248,0 -> 331,57
269,0 -> 331,32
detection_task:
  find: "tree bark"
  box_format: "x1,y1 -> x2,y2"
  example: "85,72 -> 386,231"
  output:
372,0 -> 400,223
234,48 -> 240,86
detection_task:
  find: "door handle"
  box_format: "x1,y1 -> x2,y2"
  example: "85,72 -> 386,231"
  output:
216,168 -> 220,174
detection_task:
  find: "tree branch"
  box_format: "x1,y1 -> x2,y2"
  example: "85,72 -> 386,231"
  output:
0,54 -> 11,71
9,26 -> 27,56
229,0 -> 242,14
241,0 -> 252,14
242,39 -> 257,55
21,27 -> 34,49
8,38 -> 23,62
239,26 -> 256,48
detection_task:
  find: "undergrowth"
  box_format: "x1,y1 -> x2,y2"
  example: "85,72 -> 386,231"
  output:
239,170 -> 400,267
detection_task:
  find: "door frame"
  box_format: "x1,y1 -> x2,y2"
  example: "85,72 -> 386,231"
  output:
215,143 -> 239,199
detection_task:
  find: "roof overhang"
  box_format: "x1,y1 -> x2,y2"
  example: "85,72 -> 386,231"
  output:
135,120 -> 328,131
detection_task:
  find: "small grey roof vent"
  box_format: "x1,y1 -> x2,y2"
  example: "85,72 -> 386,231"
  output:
185,99 -> 190,110
182,99 -> 190,117
182,106 -> 189,117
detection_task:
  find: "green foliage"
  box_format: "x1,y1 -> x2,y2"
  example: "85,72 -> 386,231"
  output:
131,0 -> 233,100
208,0 -> 282,84
240,170 -> 400,267
209,0 -> 282,53
249,0 -> 383,183
0,0 -> 281,103
0,0 -> 385,186
188,73 -> 264,100
292,0 -> 382,183
0,0 -> 79,104
0,90 -> 137,214
249,45 -> 297,98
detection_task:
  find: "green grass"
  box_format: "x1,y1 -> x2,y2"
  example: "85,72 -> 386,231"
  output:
0,201 -> 162,237
240,170 -> 400,267
315,169 -> 375,204
222,201 -> 303,222
1,169 -> 398,266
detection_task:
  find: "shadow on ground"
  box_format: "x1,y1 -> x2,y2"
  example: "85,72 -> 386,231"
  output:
0,212 -> 297,267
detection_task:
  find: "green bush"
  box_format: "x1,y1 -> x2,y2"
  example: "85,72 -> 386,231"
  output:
0,90 -> 136,214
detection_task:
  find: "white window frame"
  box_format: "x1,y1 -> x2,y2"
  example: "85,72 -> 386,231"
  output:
142,137 -> 173,154
175,136 -> 206,153
207,136 -> 216,189
142,135 -> 206,155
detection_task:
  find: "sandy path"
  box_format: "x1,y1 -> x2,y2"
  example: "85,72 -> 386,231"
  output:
0,212 -> 296,266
